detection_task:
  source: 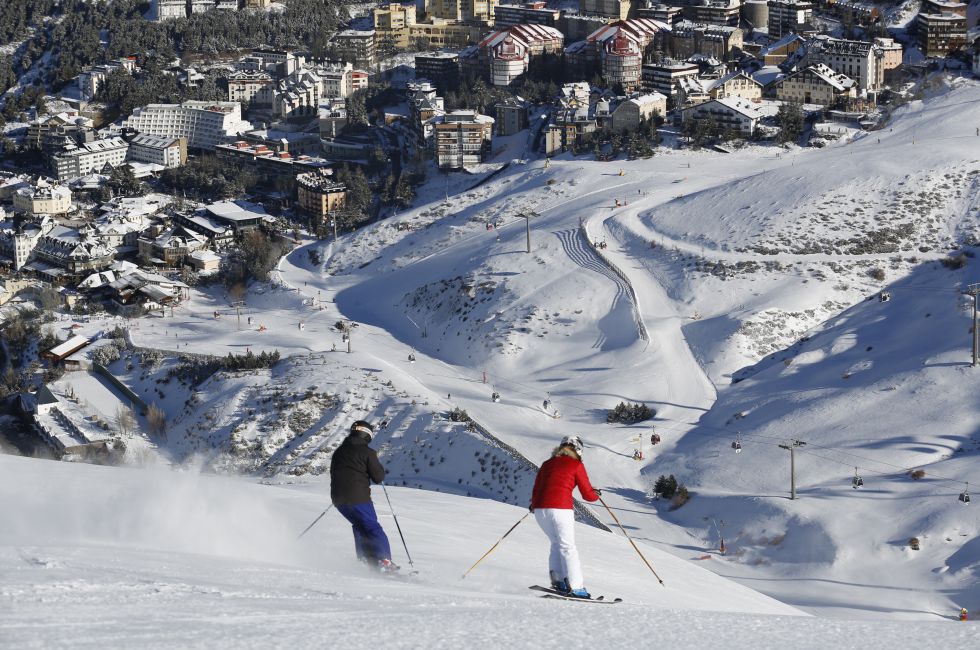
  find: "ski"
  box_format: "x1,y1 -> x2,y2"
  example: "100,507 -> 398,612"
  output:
529,585 -> 622,603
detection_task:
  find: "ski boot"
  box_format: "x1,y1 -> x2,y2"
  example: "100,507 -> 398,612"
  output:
568,587 -> 591,599
378,559 -> 401,574
549,571 -> 570,594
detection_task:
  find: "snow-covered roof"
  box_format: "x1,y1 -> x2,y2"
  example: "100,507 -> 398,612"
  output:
46,335 -> 90,359
791,63 -> 856,91
205,200 -> 269,223
705,71 -> 762,92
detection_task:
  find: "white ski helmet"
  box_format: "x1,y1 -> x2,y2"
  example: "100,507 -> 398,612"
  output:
560,435 -> 584,455
350,420 -> 375,440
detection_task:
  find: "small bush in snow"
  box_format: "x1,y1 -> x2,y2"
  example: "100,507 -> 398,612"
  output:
607,401 -> 654,425
92,344 -> 121,367
448,407 -> 470,423
868,267 -> 886,281
670,485 -> 690,510
909,469 -> 926,480
941,254 -> 967,269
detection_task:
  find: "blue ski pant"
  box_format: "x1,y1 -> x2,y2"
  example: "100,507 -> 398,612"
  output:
336,502 -> 392,563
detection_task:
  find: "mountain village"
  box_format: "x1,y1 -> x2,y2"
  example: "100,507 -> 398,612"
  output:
2,0 -> 980,645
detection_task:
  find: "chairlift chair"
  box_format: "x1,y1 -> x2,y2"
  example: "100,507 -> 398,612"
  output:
492,391 -> 501,403
960,483 -> 970,504
731,434 -> 742,453
879,291 -> 890,302
852,467 -> 864,489
543,399 -> 551,410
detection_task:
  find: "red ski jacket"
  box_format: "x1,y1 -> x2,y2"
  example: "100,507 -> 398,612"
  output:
531,455 -> 599,509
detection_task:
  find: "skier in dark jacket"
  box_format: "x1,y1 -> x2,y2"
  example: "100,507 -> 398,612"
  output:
330,420 -> 397,572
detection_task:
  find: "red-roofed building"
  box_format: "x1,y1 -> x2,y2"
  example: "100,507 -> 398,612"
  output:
479,24 -> 564,86
602,32 -> 643,91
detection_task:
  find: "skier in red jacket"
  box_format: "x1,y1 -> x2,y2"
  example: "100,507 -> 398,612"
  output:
530,435 -> 600,599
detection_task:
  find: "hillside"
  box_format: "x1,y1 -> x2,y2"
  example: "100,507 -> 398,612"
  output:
36,76 -> 980,623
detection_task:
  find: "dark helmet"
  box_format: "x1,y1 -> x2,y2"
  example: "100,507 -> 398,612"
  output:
350,420 -> 374,440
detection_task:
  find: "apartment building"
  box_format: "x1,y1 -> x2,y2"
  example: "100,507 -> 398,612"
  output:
579,0 -> 632,20
479,24 -> 564,86
493,2 -> 560,29
496,96 -> 529,135
126,134 -> 188,169
433,110 -> 494,170
767,0 -> 814,38
669,20 -> 744,61
122,101 -> 253,150
915,10 -> 967,58
610,93 -> 667,131
704,71 -> 763,101
774,63 -> 857,106
227,71 -> 274,106
814,38 -> 883,93
407,21 -> 483,50
642,61 -> 700,106
296,170 -> 347,221
602,32 -> 644,91
52,137 -> 130,181
415,52 -> 461,91
77,58 -> 137,101
0,217 -> 53,271
427,0 -> 499,26
333,30 -> 377,68
683,0 -> 741,26
680,96 -> 762,135
374,3 -> 418,49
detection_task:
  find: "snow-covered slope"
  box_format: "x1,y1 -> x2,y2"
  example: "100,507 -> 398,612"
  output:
0,453 -> 811,647
6,453 -> 980,648
43,77 -> 980,624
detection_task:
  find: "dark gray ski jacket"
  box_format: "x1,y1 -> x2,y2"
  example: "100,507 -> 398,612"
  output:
330,432 -> 385,506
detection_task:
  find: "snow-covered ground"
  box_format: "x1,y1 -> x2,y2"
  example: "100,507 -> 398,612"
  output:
5,453 -> 979,649
13,76 -> 980,639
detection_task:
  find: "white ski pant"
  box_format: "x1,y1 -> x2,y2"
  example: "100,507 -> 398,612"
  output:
534,508 -> 584,590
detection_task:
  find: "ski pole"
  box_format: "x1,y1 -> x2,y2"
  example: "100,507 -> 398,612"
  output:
599,496 -> 665,587
381,482 -> 414,567
461,512 -> 530,579
297,504 -> 333,540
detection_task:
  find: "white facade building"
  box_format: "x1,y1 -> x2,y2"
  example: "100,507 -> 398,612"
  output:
77,58 -> 137,101
52,137 -> 129,180
122,101 -> 252,150
681,96 -> 762,135
13,181 -> 73,216
155,0 -> 189,20
126,134 -> 187,169
610,93 -> 667,131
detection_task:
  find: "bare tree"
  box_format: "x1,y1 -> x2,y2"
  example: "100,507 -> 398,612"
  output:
146,403 -> 167,439
115,405 -> 137,437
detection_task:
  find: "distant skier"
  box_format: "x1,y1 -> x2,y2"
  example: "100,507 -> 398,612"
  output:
330,420 -> 398,573
529,435 -> 599,599
960,608 -> 969,621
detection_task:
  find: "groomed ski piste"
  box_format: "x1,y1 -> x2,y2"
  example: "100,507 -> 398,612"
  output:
5,77 -> 980,645
3,453 -> 978,649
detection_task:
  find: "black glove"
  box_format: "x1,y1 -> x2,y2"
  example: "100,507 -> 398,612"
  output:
528,505 -> 535,513
594,489 -> 602,497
